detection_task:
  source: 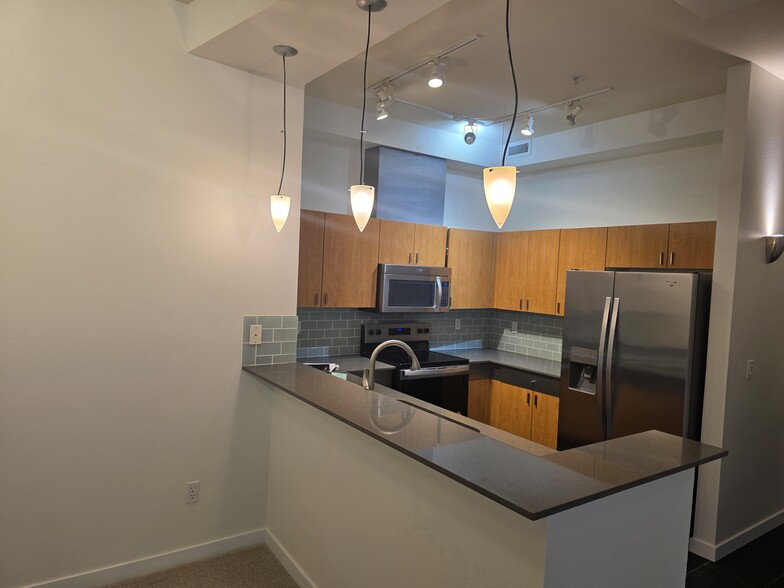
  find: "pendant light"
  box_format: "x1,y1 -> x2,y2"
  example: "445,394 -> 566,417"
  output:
350,0 -> 386,232
270,45 -> 297,232
483,0 -> 519,230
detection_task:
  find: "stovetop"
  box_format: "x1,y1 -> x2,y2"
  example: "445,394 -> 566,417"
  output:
361,347 -> 468,369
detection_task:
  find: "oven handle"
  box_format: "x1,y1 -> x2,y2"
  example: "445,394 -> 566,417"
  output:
399,365 -> 469,380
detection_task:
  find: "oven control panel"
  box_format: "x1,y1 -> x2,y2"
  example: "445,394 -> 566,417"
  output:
362,322 -> 432,345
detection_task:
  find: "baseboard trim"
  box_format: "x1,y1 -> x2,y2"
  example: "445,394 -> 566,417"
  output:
690,508 -> 784,561
265,529 -> 318,588
23,529 -> 267,588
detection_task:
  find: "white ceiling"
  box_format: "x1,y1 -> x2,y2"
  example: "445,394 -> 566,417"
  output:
186,0 -> 784,138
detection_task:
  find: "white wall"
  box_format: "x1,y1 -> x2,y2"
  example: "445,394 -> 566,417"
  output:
0,1 -> 302,586
692,63 -> 784,559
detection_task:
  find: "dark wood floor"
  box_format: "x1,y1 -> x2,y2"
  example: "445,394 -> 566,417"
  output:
686,524 -> 784,587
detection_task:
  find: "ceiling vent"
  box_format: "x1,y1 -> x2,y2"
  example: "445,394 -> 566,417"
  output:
506,139 -> 532,162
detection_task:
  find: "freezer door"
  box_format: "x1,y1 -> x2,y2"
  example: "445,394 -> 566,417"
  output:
607,272 -> 698,439
558,271 -> 615,450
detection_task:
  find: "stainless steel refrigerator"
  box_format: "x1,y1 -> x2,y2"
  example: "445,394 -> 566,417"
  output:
557,270 -> 711,450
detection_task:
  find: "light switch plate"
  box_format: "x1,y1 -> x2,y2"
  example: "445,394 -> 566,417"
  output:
249,325 -> 262,345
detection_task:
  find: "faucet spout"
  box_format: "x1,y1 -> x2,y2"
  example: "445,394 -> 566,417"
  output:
362,339 -> 421,390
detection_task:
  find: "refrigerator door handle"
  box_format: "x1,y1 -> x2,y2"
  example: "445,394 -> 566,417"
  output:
605,297 -> 621,438
596,296 -> 613,435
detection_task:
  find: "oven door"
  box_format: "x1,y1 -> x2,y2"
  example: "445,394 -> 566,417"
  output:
396,365 -> 469,415
380,272 -> 442,313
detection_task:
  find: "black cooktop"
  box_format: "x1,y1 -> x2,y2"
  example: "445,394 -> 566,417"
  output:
361,348 -> 468,369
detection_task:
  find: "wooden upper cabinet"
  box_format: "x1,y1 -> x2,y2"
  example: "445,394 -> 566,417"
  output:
414,223 -> 448,266
605,224 -> 670,268
321,213 -> 380,308
378,219 -> 416,265
448,228 -> 495,309
378,220 -> 447,267
667,221 -> 716,269
297,210 -> 325,307
555,227 -> 608,316
525,229 -> 561,315
493,231 -> 529,311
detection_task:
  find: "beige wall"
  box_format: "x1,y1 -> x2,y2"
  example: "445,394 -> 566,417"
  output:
0,1 -> 302,585
693,63 -> 784,559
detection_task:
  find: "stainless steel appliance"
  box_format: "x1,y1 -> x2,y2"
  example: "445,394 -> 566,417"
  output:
361,322 -> 469,414
376,264 -> 451,313
558,270 -> 711,450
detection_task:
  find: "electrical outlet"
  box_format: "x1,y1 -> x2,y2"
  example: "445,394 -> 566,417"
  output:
455,319 -> 461,330
746,359 -> 754,380
185,481 -> 200,504
249,325 -> 262,345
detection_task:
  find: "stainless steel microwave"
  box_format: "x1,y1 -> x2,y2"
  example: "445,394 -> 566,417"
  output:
377,264 -> 451,313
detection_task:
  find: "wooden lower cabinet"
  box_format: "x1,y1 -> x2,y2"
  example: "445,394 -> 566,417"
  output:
470,379 -> 559,448
530,392 -> 560,448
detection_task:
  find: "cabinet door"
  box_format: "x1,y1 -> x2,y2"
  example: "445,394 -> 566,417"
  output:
493,231 -> 529,311
525,229 -> 561,315
297,210 -> 325,307
448,228 -> 495,309
530,393 -> 559,449
555,227 -> 608,316
489,380 -> 532,438
667,221 -> 716,269
378,219 -> 416,265
414,223 -> 448,267
606,224 -> 670,268
321,213 -> 380,308
467,379 -> 491,425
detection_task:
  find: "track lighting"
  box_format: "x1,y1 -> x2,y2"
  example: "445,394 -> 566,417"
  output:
376,102 -> 388,120
463,121 -> 477,145
427,61 -> 445,88
564,100 -> 583,127
520,113 -> 534,136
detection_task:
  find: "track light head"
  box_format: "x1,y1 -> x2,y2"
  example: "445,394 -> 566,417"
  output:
427,61 -> 445,88
375,85 -> 392,121
520,113 -> 534,136
376,102 -> 388,120
463,121 -> 478,145
564,100 -> 583,127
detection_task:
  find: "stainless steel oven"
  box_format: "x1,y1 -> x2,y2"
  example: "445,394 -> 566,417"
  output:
361,322 -> 469,415
377,264 -> 451,313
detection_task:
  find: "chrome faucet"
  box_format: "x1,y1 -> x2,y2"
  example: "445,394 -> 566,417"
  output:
362,339 -> 421,390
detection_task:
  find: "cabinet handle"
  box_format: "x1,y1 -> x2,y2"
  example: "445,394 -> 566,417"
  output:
324,293 -> 328,306
670,251 -> 675,266
534,394 -> 538,408
659,251 -> 664,266
557,301 -> 561,314
519,298 -> 522,310
416,252 -> 420,264
526,392 -> 530,406
526,299 -> 530,311
408,252 -> 412,264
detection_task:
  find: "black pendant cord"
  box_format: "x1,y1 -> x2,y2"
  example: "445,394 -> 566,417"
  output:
501,0 -> 518,167
276,54 -> 288,196
359,7 -> 372,185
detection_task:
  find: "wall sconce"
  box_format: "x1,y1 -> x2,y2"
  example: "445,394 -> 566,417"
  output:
765,235 -> 784,263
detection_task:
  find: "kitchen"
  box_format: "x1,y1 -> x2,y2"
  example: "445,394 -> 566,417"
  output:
3,1 -> 784,588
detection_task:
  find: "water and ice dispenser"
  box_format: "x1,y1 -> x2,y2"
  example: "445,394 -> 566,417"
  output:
568,346 -> 599,394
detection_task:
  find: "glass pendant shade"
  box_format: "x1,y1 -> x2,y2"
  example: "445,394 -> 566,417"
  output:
350,184 -> 375,232
483,166 -> 516,229
270,194 -> 291,233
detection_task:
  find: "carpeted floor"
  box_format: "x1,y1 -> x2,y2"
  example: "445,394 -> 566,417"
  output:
102,544 -> 298,588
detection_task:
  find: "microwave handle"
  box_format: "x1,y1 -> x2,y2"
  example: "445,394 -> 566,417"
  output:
435,276 -> 443,312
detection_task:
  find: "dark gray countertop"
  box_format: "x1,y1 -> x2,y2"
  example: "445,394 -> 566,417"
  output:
244,362 -> 726,521
437,348 -> 561,378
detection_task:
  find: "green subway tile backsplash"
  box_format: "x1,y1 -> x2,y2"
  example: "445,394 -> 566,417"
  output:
242,315 -> 298,366
295,308 -> 563,361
